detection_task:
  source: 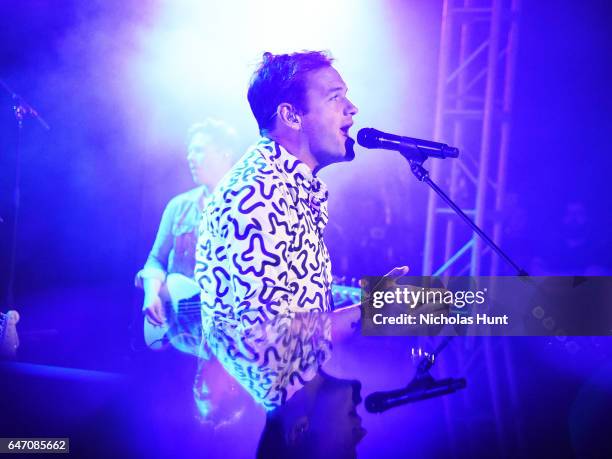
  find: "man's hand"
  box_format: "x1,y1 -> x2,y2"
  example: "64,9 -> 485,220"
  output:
385,265 -> 410,278
142,293 -> 166,326
360,265 -> 410,302
332,265 -> 411,342
379,265 -> 451,316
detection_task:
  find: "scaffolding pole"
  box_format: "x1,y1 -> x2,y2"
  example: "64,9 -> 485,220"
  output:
423,1 -> 525,457
423,0 -> 522,277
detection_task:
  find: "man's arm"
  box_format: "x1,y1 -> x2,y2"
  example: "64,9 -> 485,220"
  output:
136,200 -> 178,325
330,303 -> 361,342
142,277 -> 165,325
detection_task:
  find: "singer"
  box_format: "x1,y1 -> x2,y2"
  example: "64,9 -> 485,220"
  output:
195,50 -> 368,459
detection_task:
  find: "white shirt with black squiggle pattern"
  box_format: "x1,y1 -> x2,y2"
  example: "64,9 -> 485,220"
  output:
195,137 -> 333,410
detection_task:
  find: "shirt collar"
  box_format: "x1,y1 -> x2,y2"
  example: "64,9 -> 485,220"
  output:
258,137 -> 328,196
257,137 -> 329,231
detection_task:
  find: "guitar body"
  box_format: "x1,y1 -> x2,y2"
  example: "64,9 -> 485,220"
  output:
0,310 -> 20,359
143,274 -> 201,351
143,273 -> 361,352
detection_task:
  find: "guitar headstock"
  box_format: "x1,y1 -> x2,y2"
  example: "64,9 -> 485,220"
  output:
0,310 -> 20,359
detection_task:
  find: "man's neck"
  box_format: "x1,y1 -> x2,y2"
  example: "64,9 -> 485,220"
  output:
266,131 -> 318,173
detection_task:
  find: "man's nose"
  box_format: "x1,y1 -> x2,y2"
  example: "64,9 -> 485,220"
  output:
346,98 -> 358,116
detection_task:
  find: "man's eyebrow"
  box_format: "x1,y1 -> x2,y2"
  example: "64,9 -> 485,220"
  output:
327,86 -> 347,95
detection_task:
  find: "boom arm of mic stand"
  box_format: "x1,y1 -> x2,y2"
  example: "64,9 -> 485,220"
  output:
407,157 -> 528,276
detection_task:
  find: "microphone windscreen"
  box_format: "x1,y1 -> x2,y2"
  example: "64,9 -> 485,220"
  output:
356,128 -> 378,149
364,393 -> 385,413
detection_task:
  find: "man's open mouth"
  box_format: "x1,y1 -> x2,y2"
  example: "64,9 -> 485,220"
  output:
340,124 -> 353,137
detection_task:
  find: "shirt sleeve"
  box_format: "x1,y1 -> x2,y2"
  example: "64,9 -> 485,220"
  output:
134,199 -> 177,288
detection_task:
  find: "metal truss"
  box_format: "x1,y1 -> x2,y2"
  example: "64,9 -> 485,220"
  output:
419,2 -> 525,457
423,0 -> 522,277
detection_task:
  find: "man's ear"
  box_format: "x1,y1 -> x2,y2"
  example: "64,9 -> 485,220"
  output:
277,103 -> 302,131
286,415 -> 309,446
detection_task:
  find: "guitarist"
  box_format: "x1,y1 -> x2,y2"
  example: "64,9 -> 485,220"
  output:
134,120 -> 247,430
135,119 -> 239,329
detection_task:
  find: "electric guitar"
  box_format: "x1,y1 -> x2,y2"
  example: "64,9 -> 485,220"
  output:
143,273 -> 361,351
143,274 -> 202,352
0,310 -> 20,359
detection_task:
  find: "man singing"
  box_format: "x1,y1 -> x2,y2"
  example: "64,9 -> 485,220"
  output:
195,51 -> 369,458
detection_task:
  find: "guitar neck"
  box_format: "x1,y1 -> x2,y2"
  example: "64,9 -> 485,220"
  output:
0,310 -> 20,358
331,282 -> 361,310
0,312 -> 6,343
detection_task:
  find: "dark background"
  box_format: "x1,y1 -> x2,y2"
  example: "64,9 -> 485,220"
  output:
0,1 -> 611,458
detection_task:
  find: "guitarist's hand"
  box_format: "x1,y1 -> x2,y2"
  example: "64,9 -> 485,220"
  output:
143,294 -> 166,326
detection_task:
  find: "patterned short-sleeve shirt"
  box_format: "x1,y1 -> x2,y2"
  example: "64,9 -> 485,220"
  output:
195,137 -> 333,409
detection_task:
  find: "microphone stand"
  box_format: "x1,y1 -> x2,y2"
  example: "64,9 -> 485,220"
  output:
0,79 -> 50,308
365,337 -> 466,413
405,150 -> 528,276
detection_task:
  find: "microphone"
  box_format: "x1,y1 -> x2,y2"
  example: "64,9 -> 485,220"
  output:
357,128 -> 459,159
365,375 -> 466,413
